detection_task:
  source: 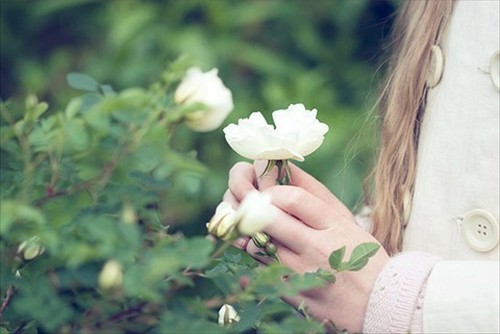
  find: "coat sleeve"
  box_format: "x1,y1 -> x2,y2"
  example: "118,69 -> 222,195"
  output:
423,260 -> 500,333
363,252 -> 440,333
363,254 -> 500,333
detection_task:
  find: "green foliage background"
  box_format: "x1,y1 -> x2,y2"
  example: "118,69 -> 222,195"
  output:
0,1 -> 398,333
1,0 -> 397,216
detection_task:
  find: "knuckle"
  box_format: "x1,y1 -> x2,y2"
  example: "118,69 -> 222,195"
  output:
280,186 -> 308,211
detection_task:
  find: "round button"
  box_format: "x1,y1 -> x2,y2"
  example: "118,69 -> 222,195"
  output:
462,209 -> 499,252
489,50 -> 499,91
426,45 -> 444,88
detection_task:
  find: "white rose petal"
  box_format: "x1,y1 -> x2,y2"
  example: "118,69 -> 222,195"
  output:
218,304 -> 240,326
223,103 -> 328,161
236,190 -> 275,236
175,67 -> 234,132
273,104 -> 329,157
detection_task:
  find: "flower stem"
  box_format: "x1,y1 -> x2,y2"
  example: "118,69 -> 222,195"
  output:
275,160 -> 291,185
211,240 -> 233,260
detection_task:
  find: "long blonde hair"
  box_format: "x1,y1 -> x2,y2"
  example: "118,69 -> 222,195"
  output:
367,0 -> 456,255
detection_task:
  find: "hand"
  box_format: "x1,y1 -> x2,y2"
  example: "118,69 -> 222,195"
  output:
224,161 -> 389,332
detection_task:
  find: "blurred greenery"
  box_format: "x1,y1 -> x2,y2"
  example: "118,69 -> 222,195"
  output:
1,0 -> 397,219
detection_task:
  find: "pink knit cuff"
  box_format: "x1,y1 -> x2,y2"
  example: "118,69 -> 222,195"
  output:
363,252 -> 441,333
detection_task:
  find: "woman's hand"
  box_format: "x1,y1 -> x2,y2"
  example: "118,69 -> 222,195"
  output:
224,161 -> 389,332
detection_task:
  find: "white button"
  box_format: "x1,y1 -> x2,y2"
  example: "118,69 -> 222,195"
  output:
426,45 -> 444,88
462,209 -> 499,252
489,50 -> 499,91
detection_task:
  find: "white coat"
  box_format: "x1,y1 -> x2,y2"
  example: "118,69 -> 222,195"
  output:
402,0 -> 499,332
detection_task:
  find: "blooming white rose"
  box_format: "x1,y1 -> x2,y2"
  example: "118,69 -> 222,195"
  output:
175,67 -> 234,132
235,190 -> 275,236
206,202 -> 237,240
218,304 -> 240,326
223,103 -> 328,161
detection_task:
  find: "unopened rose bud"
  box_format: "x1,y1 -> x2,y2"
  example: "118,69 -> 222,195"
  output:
122,204 -> 137,224
17,236 -> 45,261
239,275 -> 251,289
252,231 -> 270,248
218,304 -> 240,326
99,260 -> 123,290
264,242 -> 277,256
207,202 -> 237,240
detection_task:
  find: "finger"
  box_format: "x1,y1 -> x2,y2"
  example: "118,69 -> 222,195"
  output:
286,163 -> 352,219
261,205 -> 311,252
228,162 -> 258,202
233,236 -> 250,250
265,185 -> 353,230
222,189 -> 239,209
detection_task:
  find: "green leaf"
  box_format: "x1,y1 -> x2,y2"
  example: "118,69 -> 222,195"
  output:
25,101 -> 48,122
64,97 -> 82,119
64,118 -> 89,151
67,72 -> 99,92
314,268 -> 336,283
232,302 -> 261,332
99,84 -> 116,96
342,242 -> 380,272
157,310 -> 222,334
328,245 -> 345,271
176,237 -> 215,269
13,276 -> 74,332
0,200 -> 45,236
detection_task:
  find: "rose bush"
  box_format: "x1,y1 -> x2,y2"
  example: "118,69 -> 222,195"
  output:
175,67 -> 234,132
223,104 -> 329,162
0,61 -> 380,334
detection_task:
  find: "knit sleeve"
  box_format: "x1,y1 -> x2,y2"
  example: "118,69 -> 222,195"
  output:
362,252 -> 441,333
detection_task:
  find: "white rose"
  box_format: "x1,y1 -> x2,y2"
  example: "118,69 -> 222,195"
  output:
223,103 -> 328,161
235,190 -> 275,236
175,67 -> 234,132
206,202 -> 237,240
218,304 -> 240,326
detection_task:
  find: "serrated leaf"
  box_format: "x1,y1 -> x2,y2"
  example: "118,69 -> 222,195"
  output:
0,200 -> 46,235
314,268 -> 336,283
65,97 -> 82,119
67,72 -> 99,92
25,101 -> 48,121
328,245 -> 345,270
99,84 -> 116,96
342,242 -> 380,272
